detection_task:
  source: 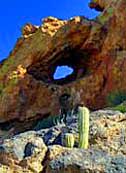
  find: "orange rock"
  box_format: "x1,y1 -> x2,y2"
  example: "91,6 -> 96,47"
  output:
0,0 -> 126,127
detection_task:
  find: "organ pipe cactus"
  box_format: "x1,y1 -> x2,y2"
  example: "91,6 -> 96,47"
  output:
63,133 -> 75,148
78,106 -> 90,149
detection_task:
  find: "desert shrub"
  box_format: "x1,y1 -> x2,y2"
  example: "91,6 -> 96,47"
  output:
106,90 -> 126,106
34,115 -> 60,130
114,104 -> 126,113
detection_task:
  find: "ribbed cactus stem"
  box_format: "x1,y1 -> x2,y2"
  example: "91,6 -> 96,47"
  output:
64,133 -> 75,148
78,106 -> 90,149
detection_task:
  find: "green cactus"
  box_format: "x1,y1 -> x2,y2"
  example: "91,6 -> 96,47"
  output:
78,106 -> 90,149
63,133 -> 75,148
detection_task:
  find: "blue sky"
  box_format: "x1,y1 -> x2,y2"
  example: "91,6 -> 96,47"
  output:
0,0 -> 99,61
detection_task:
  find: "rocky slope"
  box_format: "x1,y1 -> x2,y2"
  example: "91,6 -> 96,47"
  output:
0,109 -> 126,173
0,0 -> 126,130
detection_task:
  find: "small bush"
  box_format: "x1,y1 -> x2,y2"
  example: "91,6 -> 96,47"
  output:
106,90 -> 126,106
34,115 -> 60,130
114,104 -> 126,113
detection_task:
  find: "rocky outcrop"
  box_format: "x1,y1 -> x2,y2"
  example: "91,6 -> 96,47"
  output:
0,131 -> 47,173
0,0 -> 126,130
47,145 -> 126,173
0,109 -> 126,172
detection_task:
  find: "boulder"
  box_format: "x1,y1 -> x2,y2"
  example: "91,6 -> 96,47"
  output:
47,145 -> 126,173
0,131 -> 47,173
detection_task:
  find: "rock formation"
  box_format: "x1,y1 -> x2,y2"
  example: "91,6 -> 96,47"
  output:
0,0 -> 126,132
0,109 -> 126,172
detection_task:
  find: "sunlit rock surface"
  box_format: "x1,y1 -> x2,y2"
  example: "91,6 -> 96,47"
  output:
0,0 -> 126,132
0,109 -> 126,172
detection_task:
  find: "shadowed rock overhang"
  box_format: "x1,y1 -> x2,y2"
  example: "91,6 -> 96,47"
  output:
27,47 -> 92,85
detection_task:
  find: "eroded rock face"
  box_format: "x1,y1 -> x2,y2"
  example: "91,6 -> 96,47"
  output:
0,0 -> 126,127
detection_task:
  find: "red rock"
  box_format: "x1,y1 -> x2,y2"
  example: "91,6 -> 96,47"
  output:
0,0 -> 126,127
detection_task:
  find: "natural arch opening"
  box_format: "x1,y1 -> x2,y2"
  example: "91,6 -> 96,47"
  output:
53,65 -> 74,80
27,47 -> 92,85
